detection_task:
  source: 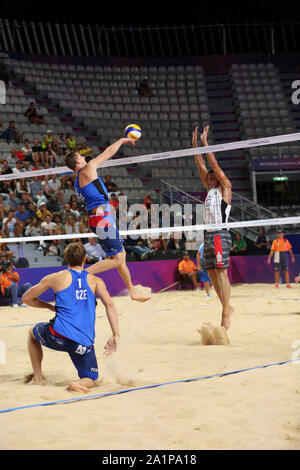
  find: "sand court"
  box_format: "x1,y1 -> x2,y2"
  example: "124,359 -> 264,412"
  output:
0,283 -> 299,450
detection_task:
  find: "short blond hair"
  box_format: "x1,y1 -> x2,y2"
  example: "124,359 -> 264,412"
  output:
64,242 -> 86,267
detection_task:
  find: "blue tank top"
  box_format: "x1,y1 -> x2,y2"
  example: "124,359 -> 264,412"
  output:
74,169 -> 109,212
53,269 -> 97,347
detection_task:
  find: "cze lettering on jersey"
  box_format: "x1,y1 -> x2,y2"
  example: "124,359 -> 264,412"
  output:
76,289 -> 88,300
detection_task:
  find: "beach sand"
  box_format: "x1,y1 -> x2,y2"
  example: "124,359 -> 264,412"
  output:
0,283 -> 299,450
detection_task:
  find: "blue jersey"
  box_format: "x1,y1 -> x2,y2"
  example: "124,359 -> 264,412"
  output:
74,169 -> 109,212
52,269 -> 97,347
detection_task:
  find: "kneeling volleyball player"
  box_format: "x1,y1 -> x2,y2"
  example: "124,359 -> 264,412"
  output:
22,242 -> 120,393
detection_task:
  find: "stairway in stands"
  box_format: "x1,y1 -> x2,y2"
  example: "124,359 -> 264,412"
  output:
204,70 -> 252,199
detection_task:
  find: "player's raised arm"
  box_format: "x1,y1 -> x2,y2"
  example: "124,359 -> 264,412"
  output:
193,126 -> 208,189
87,137 -> 135,171
200,125 -> 232,193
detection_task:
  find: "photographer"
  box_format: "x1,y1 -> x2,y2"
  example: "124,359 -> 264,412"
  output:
0,261 -> 31,308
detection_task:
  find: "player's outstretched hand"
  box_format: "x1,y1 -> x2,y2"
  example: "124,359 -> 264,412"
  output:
122,138 -> 135,147
192,126 -> 198,148
104,336 -> 120,356
200,125 -> 209,145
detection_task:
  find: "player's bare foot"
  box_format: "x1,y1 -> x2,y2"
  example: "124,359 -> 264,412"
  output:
24,373 -> 46,385
68,381 -> 90,393
221,305 -> 234,330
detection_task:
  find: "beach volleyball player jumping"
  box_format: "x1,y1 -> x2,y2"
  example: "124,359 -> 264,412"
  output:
64,138 -> 151,302
192,125 -> 233,329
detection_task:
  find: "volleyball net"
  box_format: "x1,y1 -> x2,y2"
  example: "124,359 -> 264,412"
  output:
0,131 -> 299,264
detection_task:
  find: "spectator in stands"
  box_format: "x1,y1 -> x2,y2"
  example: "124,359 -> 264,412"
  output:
230,232 -> 247,255
104,174 -> 118,193
0,159 -> 13,176
55,133 -> 68,156
6,191 -> 19,212
24,216 -> 41,238
41,214 -> 57,236
63,179 -> 76,203
178,252 -> 199,291
0,260 -> 31,308
15,203 -> 31,226
48,174 -> 63,203
24,102 -> 46,125
65,133 -> 77,151
148,223 -> 167,254
27,202 -> 37,219
167,233 -> 179,252
64,214 -> 80,236
58,202 -> 73,224
124,230 -> 153,260
44,142 -> 59,167
41,129 -> 54,158
70,193 -> 84,212
3,210 -> 19,238
79,214 -> 90,244
267,229 -> 295,288
79,141 -> 93,162
0,242 -> 13,261
0,121 -> 22,144
36,202 -> 52,222
15,178 -> 30,198
20,192 -> 33,209
12,161 -> 24,174
31,138 -> 43,165
30,176 -> 42,196
0,180 -> 14,195
70,200 -> 81,221
47,194 -> 61,215
137,78 -> 153,98
20,139 -> 35,164
254,227 -> 271,254
109,193 -> 119,211
41,175 -> 52,200
84,237 -> 106,264
53,214 -> 65,234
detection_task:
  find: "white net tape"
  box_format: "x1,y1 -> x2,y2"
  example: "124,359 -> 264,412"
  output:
0,131 -> 300,181
0,217 -> 299,245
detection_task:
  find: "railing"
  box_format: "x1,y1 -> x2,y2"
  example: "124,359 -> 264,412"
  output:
0,19 -> 300,58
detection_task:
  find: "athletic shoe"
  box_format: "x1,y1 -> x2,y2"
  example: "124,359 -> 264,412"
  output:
12,304 -> 19,308
286,284 -> 292,289
275,284 -> 279,288
206,294 -> 211,299
20,303 -> 29,307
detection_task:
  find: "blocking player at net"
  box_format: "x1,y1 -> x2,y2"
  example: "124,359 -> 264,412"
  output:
64,138 -> 151,303
192,125 -> 234,330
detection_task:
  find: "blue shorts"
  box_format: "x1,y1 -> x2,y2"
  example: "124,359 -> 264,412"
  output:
32,322 -> 99,381
89,212 -> 124,257
199,270 -> 211,283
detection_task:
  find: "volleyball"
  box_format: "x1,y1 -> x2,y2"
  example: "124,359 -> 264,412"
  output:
124,124 -> 142,141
